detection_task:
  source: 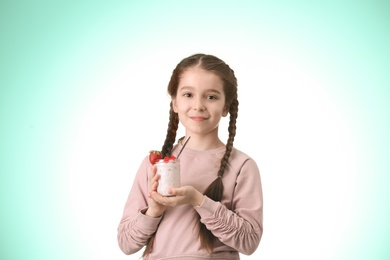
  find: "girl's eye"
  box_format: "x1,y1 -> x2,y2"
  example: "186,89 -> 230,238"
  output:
207,95 -> 218,100
183,93 -> 192,97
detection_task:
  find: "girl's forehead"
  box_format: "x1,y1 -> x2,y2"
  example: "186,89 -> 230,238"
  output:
179,68 -> 222,86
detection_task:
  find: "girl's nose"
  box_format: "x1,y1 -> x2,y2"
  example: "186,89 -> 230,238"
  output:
193,98 -> 206,111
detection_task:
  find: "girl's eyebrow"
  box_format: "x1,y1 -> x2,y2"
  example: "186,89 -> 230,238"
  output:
178,86 -> 193,91
178,86 -> 222,94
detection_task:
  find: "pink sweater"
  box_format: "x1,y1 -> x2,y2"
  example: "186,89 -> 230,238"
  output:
117,144 -> 263,259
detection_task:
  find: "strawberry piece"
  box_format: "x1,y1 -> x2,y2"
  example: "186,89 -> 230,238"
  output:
162,155 -> 176,162
149,150 -> 162,165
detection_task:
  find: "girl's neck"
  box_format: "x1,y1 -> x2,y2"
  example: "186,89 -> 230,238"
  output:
181,134 -> 225,151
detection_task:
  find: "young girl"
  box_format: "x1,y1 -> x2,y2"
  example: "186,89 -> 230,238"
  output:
117,54 -> 263,259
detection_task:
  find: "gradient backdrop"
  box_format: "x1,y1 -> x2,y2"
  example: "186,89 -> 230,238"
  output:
1,0 -> 389,259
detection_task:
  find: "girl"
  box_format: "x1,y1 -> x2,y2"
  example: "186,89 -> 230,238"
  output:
117,54 -> 263,259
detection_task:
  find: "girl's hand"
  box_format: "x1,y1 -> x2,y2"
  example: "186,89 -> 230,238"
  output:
145,165 -> 166,217
150,185 -> 204,207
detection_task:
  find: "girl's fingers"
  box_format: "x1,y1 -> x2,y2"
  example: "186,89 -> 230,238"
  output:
150,165 -> 157,177
151,180 -> 159,191
149,165 -> 160,189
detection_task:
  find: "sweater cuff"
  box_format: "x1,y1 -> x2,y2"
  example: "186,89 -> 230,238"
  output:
194,196 -> 220,217
136,207 -> 162,231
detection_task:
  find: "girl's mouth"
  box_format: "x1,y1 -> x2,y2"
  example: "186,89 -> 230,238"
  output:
190,116 -> 206,122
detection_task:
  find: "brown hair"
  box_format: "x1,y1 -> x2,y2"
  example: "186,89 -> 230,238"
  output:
143,53 -> 238,256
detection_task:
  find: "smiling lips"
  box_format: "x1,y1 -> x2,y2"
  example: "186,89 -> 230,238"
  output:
190,116 -> 207,122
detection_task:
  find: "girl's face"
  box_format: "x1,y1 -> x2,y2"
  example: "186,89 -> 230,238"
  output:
173,67 -> 228,138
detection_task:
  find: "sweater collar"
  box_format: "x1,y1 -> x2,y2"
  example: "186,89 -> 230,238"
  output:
173,142 -> 226,157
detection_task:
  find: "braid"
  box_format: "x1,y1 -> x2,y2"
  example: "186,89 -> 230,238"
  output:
218,98 -> 238,177
198,97 -> 239,254
161,103 -> 179,157
143,103 -> 179,257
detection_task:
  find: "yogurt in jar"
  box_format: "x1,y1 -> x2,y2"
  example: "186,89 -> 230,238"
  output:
156,159 -> 180,196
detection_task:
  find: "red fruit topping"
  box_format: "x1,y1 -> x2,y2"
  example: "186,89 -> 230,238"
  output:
163,155 -> 176,163
149,150 -> 162,165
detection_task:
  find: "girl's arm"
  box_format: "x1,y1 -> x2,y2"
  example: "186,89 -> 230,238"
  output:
194,159 -> 263,255
117,157 -> 163,255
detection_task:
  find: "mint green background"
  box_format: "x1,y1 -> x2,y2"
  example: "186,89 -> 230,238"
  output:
1,1 -> 389,259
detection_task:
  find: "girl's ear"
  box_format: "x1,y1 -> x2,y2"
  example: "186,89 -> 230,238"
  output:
172,98 -> 178,113
222,105 -> 229,117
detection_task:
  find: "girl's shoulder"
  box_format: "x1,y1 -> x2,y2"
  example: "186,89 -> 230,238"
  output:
230,147 -> 256,164
231,147 -> 251,159
227,147 -> 260,175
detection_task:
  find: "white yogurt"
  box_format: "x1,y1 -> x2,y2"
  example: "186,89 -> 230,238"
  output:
156,159 -> 180,196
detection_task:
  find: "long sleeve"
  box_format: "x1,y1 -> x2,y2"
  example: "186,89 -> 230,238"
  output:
117,156 -> 163,255
117,145 -> 262,259
194,158 -> 263,255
